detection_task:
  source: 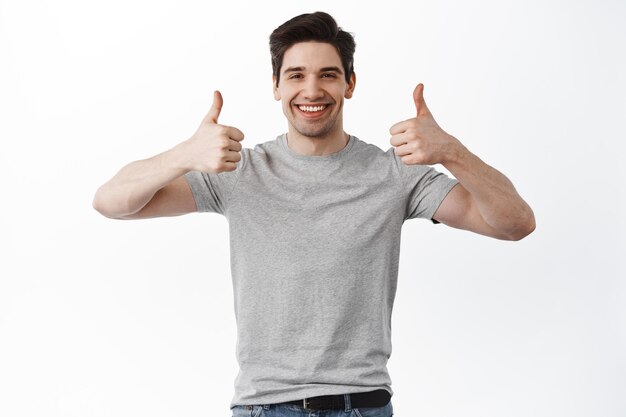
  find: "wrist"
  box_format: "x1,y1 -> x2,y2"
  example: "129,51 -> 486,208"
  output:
163,141 -> 192,174
443,135 -> 469,166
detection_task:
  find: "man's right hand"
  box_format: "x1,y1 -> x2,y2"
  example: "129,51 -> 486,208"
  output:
93,90 -> 244,219
177,90 -> 245,173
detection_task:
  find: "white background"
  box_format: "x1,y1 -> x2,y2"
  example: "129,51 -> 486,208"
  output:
1,0 -> 625,416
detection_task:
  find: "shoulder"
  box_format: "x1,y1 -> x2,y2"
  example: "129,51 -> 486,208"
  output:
348,135 -> 395,164
244,135 -> 284,160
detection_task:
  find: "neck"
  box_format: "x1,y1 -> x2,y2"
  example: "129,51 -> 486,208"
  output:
285,125 -> 350,156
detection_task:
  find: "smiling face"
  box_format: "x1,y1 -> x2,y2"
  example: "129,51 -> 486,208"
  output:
273,41 -> 356,140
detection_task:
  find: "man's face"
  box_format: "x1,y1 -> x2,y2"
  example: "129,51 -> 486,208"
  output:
273,41 -> 356,139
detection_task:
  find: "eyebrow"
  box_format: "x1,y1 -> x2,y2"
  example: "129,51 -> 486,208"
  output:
282,66 -> 344,75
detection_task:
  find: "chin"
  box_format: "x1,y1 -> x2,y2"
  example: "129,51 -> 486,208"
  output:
292,122 -> 336,139
297,129 -> 331,138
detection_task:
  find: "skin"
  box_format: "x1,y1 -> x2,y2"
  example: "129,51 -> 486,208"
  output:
94,40 -> 535,240
390,83 -> 536,240
272,41 -> 356,156
271,41 -> 535,240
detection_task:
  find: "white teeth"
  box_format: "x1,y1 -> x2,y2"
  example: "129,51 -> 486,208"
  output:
298,105 -> 327,112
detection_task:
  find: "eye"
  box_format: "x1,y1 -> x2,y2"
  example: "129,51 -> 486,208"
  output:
289,74 -> 302,79
322,73 -> 337,78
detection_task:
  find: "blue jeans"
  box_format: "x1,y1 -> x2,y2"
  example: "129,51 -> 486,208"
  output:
231,395 -> 393,417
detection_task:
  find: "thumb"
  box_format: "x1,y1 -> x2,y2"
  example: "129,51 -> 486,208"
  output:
413,83 -> 431,116
203,90 -> 223,124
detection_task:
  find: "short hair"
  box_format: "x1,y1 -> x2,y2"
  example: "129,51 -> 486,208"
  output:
269,11 -> 356,86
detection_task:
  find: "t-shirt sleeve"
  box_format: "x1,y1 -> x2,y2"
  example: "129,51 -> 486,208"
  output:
183,149 -> 247,215
390,148 -> 459,223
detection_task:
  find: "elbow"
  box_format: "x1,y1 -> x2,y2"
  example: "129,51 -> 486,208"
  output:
92,190 -> 107,216
92,188 -> 124,219
92,194 -> 114,219
507,211 -> 536,241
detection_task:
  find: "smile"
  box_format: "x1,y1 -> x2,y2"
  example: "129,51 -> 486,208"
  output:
295,104 -> 331,118
298,104 -> 328,112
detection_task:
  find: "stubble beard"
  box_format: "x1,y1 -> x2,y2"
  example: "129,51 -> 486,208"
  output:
288,101 -> 342,139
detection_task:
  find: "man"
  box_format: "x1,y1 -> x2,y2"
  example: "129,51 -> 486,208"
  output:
93,11 -> 535,417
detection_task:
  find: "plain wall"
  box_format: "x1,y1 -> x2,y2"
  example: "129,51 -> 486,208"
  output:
0,0 -> 624,416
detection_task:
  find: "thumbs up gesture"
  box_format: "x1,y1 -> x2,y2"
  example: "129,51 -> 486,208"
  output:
179,90 -> 245,173
389,83 -> 462,166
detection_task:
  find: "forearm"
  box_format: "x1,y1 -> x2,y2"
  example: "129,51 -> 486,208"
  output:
444,138 -> 535,238
93,143 -> 189,218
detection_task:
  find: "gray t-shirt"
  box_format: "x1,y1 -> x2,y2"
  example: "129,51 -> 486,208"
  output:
184,133 -> 459,409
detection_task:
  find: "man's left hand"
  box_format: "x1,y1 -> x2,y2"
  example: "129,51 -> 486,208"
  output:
390,83 -> 463,166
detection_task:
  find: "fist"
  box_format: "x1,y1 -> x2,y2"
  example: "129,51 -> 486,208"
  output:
389,83 -> 460,166
180,90 -> 245,173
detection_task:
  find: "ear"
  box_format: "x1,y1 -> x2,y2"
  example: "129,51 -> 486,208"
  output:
272,75 -> 281,101
344,72 -> 356,99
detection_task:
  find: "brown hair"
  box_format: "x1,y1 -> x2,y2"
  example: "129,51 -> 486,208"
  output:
269,11 -> 356,86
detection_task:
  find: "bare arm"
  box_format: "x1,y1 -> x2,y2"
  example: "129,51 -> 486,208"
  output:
391,83 -> 535,240
433,148 -> 535,240
92,90 -> 244,220
92,146 -> 195,219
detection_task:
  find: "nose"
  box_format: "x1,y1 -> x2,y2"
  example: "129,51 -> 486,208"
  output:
302,77 -> 324,100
